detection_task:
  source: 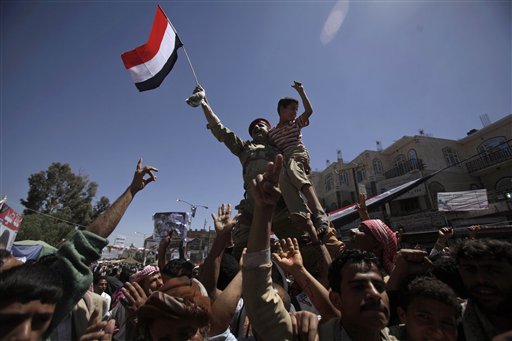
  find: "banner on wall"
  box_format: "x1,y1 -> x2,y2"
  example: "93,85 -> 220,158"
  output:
437,189 -> 489,211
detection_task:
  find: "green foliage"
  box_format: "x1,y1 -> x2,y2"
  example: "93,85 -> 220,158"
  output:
17,162 -> 111,247
16,214 -> 73,247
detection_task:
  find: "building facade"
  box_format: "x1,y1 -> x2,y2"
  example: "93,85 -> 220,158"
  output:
312,114 -> 512,242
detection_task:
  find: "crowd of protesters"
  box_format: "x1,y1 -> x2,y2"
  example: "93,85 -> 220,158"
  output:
1,156 -> 511,341
1,83 -> 512,340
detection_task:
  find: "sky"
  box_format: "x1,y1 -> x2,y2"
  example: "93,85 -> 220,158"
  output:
1,0 -> 510,248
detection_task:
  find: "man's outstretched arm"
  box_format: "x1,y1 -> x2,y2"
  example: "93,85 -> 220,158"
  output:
86,159 -> 157,238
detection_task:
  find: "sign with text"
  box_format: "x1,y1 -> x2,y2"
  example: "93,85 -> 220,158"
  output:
437,189 -> 488,211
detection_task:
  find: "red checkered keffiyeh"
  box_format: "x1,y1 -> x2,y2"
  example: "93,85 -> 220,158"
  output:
360,219 -> 398,273
130,265 -> 159,283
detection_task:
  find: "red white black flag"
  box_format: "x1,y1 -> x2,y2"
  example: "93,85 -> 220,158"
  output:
121,5 -> 183,92
329,171 -> 440,227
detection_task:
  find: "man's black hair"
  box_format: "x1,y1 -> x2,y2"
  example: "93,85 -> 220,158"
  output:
0,262 -> 63,309
453,238 -> 512,264
0,249 -> 13,267
328,249 -> 384,293
162,258 -> 195,279
277,97 -> 299,115
399,276 -> 461,319
93,274 -> 108,285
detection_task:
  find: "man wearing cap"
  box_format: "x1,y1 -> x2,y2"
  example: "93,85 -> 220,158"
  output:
192,85 -> 305,260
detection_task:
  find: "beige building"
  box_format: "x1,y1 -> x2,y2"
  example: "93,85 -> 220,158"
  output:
312,114 -> 512,240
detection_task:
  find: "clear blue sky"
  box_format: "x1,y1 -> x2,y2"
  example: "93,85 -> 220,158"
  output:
1,1 -> 510,247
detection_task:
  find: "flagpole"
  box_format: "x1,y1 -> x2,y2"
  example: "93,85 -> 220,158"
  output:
159,5 -> 199,85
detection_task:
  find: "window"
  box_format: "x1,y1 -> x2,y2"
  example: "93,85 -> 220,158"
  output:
407,149 -> 418,161
372,158 -> 383,175
339,171 -> 349,185
325,173 -> 334,192
442,147 -> 460,167
393,154 -> 407,174
394,154 -> 406,167
356,167 -> 366,183
495,177 -> 512,194
478,136 -> 508,155
399,197 -> 421,213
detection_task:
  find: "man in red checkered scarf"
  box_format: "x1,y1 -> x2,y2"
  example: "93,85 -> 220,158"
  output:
349,219 -> 398,274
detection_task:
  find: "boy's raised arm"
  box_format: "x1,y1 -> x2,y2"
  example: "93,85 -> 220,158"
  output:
292,81 -> 313,119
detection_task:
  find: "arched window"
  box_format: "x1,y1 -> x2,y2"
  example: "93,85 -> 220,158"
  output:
442,147 -> 460,167
325,173 -> 334,192
394,154 -> 406,167
373,158 -> 383,175
478,136 -> 508,155
407,149 -> 418,161
495,177 -> 512,194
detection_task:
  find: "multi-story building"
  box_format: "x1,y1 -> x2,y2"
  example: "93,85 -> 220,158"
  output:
312,114 -> 512,244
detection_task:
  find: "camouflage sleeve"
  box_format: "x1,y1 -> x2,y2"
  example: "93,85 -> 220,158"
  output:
47,230 -> 108,333
208,121 -> 246,156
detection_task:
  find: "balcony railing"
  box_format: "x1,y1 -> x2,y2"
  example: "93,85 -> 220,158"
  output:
384,159 -> 424,179
465,147 -> 512,173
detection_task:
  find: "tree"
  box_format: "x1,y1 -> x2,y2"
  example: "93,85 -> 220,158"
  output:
17,162 -> 110,246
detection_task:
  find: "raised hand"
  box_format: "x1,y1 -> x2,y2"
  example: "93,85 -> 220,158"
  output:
120,282 -> 148,316
158,230 -> 173,254
251,154 -> 283,207
289,311 -> 319,341
438,227 -> 454,243
272,238 -> 304,275
79,309 -> 115,341
212,203 -> 237,246
292,81 -> 304,92
355,193 -> 370,221
129,159 -> 158,195
387,249 -> 433,291
467,225 -> 481,240
393,249 -> 432,277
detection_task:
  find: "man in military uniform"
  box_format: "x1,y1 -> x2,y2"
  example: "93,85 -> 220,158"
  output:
191,86 -> 344,263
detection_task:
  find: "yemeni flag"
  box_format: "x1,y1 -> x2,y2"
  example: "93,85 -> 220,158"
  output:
121,5 -> 183,92
329,170 -> 441,228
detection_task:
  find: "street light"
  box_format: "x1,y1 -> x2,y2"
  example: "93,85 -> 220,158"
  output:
176,198 -> 208,218
134,231 -> 152,265
176,198 -> 209,260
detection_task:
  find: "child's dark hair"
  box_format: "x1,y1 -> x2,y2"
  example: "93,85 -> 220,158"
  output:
399,276 -> 461,319
277,97 -> 298,115
328,249 -> 384,293
0,262 -> 63,309
430,255 -> 467,298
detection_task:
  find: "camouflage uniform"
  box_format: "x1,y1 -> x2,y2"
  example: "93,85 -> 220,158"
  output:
208,121 -> 304,260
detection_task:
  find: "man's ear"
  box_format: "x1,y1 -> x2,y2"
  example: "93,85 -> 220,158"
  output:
329,291 -> 343,311
397,306 -> 407,324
